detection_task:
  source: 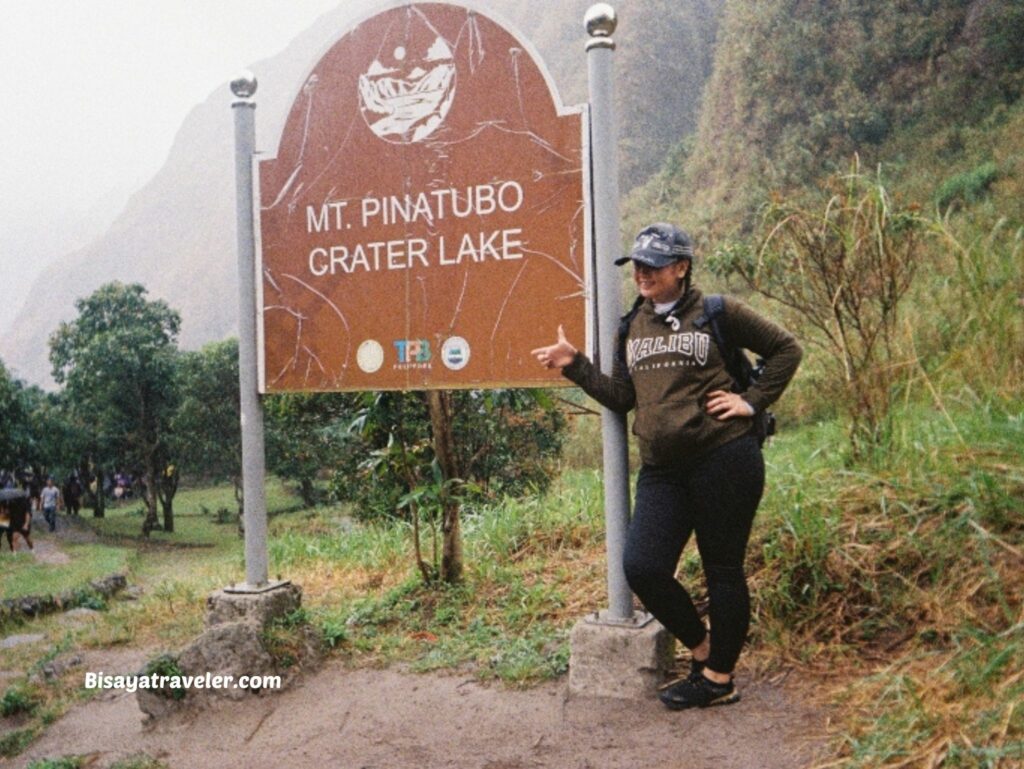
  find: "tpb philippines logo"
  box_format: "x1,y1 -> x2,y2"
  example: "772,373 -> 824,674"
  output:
394,339 -> 432,368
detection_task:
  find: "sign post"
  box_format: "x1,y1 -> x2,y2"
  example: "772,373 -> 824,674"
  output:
584,3 -> 634,623
568,4 -> 673,700
230,72 -> 275,592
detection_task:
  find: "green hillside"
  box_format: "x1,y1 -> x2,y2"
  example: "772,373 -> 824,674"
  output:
627,0 -> 1024,236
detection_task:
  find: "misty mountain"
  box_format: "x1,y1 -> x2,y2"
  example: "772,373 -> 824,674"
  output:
666,0 -> 1024,238
0,0 -> 724,387
0,182 -> 131,331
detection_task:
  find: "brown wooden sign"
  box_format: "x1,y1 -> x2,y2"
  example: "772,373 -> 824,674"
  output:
257,2 -> 587,392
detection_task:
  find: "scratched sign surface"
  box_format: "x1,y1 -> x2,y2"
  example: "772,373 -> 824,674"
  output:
258,2 -> 586,392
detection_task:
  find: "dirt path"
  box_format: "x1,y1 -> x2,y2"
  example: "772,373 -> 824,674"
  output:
10,658 -> 829,769
4,517 -> 832,767
25,538 -> 70,565
8,512 -> 96,562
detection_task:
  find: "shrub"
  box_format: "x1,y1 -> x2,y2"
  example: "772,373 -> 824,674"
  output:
141,655 -> 186,701
0,686 -> 38,717
27,759 -> 85,769
0,728 -> 35,758
329,389 -> 565,522
935,162 -> 999,211
709,163 -> 930,456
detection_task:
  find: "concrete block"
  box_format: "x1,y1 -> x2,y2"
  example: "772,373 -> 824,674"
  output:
205,581 -> 301,629
568,612 -> 674,700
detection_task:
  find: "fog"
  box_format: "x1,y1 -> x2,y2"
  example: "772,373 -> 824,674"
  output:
0,0 -> 343,332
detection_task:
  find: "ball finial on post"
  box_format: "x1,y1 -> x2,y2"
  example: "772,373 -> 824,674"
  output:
230,71 -> 258,100
585,4 -> 617,38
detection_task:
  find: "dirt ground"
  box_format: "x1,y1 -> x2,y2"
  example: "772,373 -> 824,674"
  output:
8,653 -> 831,769
3,520 -> 832,769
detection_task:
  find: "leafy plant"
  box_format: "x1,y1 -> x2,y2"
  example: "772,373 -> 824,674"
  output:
261,608 -> 316,669
935,162 -> 999,211
142,655 -> 187,701
26,758 -> 85,769
1,685 -> 39,717
0,728 -> 36,758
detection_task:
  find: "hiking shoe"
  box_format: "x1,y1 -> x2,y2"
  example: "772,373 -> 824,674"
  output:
656,657 -> 708,693
658,673 -> 740,710
688,657 -> 707,682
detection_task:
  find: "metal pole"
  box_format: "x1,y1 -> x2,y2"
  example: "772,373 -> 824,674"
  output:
231,72 -> 269,589
586,4 -> 633,622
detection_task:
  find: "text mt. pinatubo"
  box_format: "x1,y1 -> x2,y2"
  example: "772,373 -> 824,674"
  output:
304,180 -> 528,277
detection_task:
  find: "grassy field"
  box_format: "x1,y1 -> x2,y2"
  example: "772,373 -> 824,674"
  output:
0,545 -> 131,602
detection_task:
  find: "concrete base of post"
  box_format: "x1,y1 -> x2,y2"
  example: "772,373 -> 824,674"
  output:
568,611 -> 674,699
137,581 -> 315,720
207,580 -> 299,628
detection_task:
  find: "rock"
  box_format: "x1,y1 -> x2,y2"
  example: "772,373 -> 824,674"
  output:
42,654 -> 84,680
90,574 -> 128,596
121,586 -> 145,601
0,572 -> 128,628
136,622 -> 277,718
0,633 -> 45,650
180,622 -> 277,698
136,582 -> 320,721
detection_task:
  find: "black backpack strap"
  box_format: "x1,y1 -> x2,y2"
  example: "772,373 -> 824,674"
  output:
696,293 -> 729,362
696,294 -> 727,344
698,295 -> 751,391
615,295 -> 645,372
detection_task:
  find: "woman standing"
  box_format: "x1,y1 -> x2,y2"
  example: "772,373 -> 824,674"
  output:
532,223 -> 802,709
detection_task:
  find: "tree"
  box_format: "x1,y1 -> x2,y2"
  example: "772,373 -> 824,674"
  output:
265,391 -> 352,507
173,339 -> 242,513
0,359 -> 35,470
50,282 -> 181,534
0,361 -> 90,495
338,388 -> 566,584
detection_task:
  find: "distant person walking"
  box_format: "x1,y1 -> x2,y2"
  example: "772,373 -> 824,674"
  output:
532,223 -> 802,709
63,475 -> 83,516
40,477 -> 61,532
27,473 -> 42,512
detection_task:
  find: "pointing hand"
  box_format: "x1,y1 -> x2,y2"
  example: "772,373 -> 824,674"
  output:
531,325 -> 577,370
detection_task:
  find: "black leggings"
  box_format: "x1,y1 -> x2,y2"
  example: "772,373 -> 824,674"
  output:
623,434 -> 764,674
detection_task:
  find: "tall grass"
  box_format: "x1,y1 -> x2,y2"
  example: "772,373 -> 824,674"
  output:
746,398 -> 1023,768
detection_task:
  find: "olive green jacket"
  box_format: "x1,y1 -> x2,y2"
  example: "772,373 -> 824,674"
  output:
562,288 -> 802,466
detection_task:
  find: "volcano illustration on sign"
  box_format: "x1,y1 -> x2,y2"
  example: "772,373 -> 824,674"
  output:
358,18 -> 456,144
